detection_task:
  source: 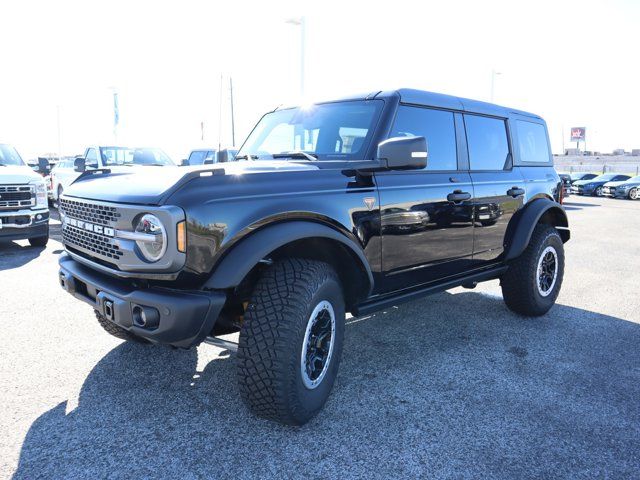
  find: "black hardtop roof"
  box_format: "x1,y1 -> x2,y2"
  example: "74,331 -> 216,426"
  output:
299,88 -> 542,120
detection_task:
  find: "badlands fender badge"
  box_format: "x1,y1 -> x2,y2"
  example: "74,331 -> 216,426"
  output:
363,197 -> 376,211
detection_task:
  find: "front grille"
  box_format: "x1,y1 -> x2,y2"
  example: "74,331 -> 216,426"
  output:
62,224 -> 123,260
0,185 -> 34,209
60,198 -> 124,262
59,198 -> 121,226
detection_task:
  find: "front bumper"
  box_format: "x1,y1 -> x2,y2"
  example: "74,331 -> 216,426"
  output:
58,254 -> 226,348
0,208 -> 49,241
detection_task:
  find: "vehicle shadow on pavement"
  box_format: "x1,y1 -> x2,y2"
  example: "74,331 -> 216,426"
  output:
12,291 -> 640,479
0,242 -> 44,271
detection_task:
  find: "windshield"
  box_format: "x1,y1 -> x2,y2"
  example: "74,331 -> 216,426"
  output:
237,100 -> 383,161
591,174 -> 616,182
100,147 -> 175,166
625,175 -> 640,182
0,144 -> 25,166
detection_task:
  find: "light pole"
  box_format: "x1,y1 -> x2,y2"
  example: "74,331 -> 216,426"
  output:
490,69 -> 501,102
56,105 -> 62,161
286,16 -> 306,97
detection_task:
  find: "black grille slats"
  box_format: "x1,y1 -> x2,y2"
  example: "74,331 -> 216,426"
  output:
60,199 -> 124,261
59,198 -> 121,226
0,185 -> 34,209
62,224 -> 123,259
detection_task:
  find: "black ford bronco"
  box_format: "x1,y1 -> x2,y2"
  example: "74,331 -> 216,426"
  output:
58,89 -> 569,425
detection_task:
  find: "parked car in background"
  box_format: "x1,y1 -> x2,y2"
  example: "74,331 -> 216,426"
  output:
611,175 -> 640,200
0,144 -> 49,247
570,173 -> 630,196
569,172 -> 597,184
51,146 -> 176,201
181,148 -> 238,166
602,177 -> 633,197
558,173 -> 571,197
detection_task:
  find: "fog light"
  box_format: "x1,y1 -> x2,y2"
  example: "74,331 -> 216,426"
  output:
132,305 -> 160,329
36,214 -> 42,220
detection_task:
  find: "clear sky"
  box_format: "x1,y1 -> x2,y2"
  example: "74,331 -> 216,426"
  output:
1,0 -> 638,160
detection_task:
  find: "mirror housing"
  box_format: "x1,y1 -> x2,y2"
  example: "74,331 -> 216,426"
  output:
180,159 -> 189,166
37,157 -> 50,174
377,136 -> 427,170
74,157 -> 86,173
217,148 -> 237,163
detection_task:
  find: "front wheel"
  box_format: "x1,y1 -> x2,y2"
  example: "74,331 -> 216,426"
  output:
630,188 -> 639,200
237,258 -> 345,425
501,224 -> 565,316
28,236 -> 48,247
595,186 -> 603,196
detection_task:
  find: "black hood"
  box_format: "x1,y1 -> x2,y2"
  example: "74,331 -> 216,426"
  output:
63,161 -> 320,205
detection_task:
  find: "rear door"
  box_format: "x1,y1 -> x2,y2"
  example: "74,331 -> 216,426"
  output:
375,106 -> 475,292
464,114 -> 525,263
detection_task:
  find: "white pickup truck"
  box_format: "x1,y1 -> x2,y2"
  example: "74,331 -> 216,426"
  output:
50,146 -> 176,201
0,144 -> 50,247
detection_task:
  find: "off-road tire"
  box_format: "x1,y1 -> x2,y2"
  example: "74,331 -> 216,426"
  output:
95,310 -> 149,343
501,224 -> 564,316
28,236 -> 48,247
237,258 -> 345,426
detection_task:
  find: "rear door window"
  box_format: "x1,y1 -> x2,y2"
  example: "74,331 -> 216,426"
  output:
515,120 -> 550,163
390,106 -> 457,171
464,115 -> 510,171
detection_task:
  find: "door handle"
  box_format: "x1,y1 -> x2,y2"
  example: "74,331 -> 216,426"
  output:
447,190 -> 471,202
507,187 -> 525,197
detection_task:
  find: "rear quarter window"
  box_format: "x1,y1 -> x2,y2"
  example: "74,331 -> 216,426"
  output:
516,120 -> 550,163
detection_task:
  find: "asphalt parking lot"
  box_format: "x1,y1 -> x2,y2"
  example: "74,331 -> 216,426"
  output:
1,196 -> 639,479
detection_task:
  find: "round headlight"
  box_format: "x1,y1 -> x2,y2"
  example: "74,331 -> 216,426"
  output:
135,214 -> 167,262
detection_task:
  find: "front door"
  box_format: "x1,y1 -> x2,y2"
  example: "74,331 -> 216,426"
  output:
376,106 -> 475,293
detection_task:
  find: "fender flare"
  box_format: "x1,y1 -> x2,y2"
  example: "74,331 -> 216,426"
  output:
504,199 -> 570,261
203,221 -> 374,295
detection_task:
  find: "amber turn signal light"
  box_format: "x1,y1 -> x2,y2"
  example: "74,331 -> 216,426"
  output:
177,221 -> 186,252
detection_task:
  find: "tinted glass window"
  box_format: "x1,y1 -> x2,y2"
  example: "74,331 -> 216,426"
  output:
238,100 -> 383,160
86,148 -> 98,167
0,144 -> 24,166
516,120 -> 549,163
390,106 -> 457,170
465,115 -> 510,170
188,151 -> 207,165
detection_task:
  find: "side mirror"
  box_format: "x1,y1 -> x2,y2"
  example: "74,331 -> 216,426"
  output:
377,136 -> 428,170
74,157 -> 86,173
37,157 -> 50,174
217,149 -> 236,163
181,159 -> 189,166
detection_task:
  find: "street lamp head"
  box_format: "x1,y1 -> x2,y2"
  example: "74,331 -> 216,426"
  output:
285,16 -> 304,26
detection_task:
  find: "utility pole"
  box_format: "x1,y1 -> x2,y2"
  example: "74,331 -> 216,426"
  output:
490,70 -> 501,102
218,74 -> 223,151
230,77 -> 236,146
56,105 -> 62,161
286,17 -> 306,97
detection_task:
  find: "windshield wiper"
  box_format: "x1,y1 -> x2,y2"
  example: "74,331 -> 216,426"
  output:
272,151 -> 318,161
235,154 -> 259,160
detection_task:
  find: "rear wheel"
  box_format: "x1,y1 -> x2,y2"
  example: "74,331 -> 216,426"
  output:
501,224 -> 564,316
95,310 -> 149,343
237,258 -> 345,425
